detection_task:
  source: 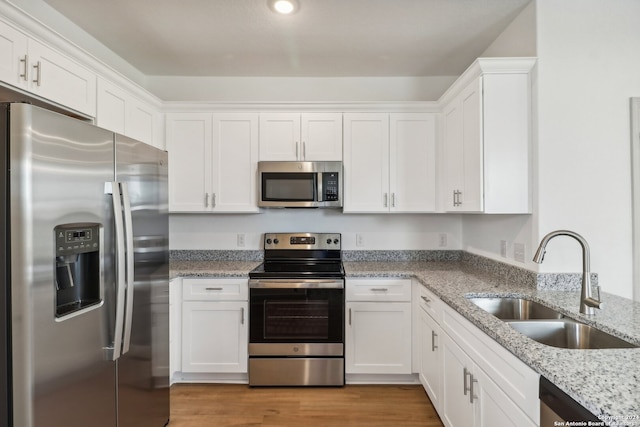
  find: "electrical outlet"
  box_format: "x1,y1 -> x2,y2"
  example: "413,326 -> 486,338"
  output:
237,233 -> 245,247
514,243 -> 525,263
356,234 -> 364,247
439,233 -> 447,247
500,240 -> 507,258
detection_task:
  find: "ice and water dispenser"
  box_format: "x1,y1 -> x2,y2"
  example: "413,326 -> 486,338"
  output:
54,223 -> 102,318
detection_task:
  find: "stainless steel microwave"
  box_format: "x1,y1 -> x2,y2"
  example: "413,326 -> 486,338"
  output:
258,161 -> 343,208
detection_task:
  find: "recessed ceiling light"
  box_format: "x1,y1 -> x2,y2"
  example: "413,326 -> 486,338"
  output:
268,0 -> 299,14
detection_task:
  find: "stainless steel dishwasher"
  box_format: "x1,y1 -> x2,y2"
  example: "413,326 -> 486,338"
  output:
540,376 -> 601,426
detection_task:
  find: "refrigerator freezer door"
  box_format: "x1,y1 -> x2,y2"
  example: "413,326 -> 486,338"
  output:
8,104 -> 117,427
115,134 -> 170,427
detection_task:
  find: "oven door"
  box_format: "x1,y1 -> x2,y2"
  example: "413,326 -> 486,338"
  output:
248,280 -> 344,356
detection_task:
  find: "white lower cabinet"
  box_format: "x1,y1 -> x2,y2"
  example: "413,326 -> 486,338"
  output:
180,278 -> 248,375
439,299 -> 539,427
345,279 -> 412,375
417,285 -> 443,412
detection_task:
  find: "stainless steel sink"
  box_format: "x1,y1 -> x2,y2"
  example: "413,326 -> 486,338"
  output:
508,319 -> 638,349
468,297 -> 564,320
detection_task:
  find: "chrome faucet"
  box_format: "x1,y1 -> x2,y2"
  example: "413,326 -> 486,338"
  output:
533,230 -> 603,315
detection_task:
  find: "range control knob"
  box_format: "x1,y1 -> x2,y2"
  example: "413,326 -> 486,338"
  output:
326,238 -> 332,244
273,238 -> 279,245
334,239 -> 340,244
266,239 -> 272,245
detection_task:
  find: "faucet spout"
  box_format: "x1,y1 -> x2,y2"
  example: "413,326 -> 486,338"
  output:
533,230 -> 603,315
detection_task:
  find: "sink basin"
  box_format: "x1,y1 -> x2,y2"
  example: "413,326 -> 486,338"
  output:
508,319 -> 638,349
468,297 -> 564,320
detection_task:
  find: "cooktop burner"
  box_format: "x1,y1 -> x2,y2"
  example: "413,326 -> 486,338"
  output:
249,232 -> 344,280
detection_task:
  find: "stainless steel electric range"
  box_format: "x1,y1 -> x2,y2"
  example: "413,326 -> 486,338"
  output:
248,232 -> 345,386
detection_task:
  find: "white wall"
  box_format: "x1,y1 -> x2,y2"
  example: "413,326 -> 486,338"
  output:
148,76 -> 457,103
465,0 -> 640,298
170,211 -> 462,251
534,0 -> 640,298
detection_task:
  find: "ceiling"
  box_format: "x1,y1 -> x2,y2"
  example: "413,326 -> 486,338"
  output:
41,0 -> 532,78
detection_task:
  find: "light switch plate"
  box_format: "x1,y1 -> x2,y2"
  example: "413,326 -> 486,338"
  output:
514,243 -> 525,263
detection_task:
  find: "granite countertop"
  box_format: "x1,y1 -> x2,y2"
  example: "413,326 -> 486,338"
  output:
170,258 -> 640,426
170,260 -> 260,278
345,261 -> 640,427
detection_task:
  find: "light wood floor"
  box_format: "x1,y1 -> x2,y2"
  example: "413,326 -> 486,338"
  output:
170,384 -> 444,427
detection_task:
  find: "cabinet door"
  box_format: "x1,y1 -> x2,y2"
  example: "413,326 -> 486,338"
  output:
96,78 -> 127,134
27,39 -> 96,117
126,97 -> 157,147
459,78 -> 483,211
345,302 -> 411,374
259,112 -> 300,160
0,20 -> 28,90
301,113 -> 343,161
166,113 -> 212,212
211,113 -> 259,212
389,113 -> 436,212
419,307 -> 442,412
441,333 -> 475,427
181,301 -> 248,373
443,78 -> 483,212
473,367 -> 537,427
343,113 -> 390,213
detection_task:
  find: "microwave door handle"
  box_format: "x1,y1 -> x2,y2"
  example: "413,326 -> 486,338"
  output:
105,182 -> 126,361
317,172 -> 323,202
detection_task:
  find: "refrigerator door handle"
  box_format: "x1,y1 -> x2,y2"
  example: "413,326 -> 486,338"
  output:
105,181 -> 126,361
120,182 -> 135,354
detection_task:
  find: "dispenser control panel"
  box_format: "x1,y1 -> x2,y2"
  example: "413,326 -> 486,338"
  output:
56,223 -> 100,256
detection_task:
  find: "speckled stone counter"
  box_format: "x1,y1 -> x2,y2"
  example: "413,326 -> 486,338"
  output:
170,260 -> 260,278
345,261 -> 640,427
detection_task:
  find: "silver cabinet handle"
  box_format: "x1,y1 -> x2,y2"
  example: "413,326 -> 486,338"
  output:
302,141 -> 306,159
120,182 -> 135,355
463,367 -> 471,396
421,296 -> 431,303
431,330 -> 438,352
296,141 -> 299,159
370,288 -> 388,292
470,375 -> 478,403
32,61 -> 41,86
348,308 -> 352,325
453,190 -> 462,207
212,193 -> 216,208
204,192 -> 209,208
384,193 -> 388,207
241,307 -> 245,325
391,193 -> 396,207
19,55 -> 28,81
205,287 -> 223,291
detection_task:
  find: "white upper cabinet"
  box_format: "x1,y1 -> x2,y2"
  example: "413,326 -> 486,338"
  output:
259,112 -> 342,161
343,112 -> 436,213
441,57 -> 536,213
0,20 -> 96,117
0,20 -> 28,89
96,77 -> 160,148
166,112 -> 259,213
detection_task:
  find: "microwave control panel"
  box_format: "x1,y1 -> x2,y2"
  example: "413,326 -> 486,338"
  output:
322,172 -> 339,201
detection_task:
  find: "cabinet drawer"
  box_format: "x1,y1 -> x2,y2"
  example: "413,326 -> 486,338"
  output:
182,278 -> 248,301
417,284 -> 442,322
346,279 -> 411,302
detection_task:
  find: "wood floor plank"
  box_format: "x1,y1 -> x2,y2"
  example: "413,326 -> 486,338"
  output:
170,384 -> 444,426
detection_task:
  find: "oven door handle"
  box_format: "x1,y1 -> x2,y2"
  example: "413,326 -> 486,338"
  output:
249,279 -> 344,289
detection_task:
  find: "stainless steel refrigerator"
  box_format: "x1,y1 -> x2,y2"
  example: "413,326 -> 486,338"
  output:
0,103 -> 170,427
